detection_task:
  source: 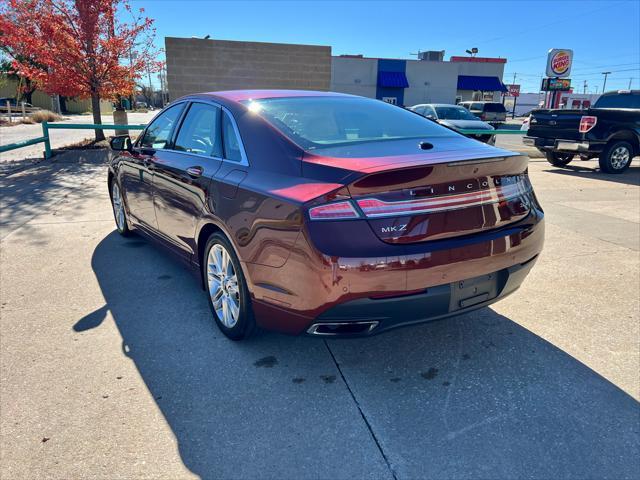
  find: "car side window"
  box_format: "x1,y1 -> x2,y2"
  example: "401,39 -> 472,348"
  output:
595,94 -> 640,108
413,106 -> 425,115
140,104 -> 183,149
174,103 -> 222,157
222,112 -> 243,162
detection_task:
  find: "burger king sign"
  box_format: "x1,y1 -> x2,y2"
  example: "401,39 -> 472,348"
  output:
546,49 -> 573,78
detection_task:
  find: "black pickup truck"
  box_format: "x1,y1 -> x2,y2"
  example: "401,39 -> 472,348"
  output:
524,90 -> 640,173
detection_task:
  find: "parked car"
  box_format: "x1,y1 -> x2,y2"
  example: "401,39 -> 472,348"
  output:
0,97 -> 37,110
459,101 -> 507,125
409,103 -> 496,144
524,90 -> 640,173
108,90 -> 544,340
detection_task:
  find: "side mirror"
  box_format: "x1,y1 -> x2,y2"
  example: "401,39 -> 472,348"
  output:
110,135 -> 132,152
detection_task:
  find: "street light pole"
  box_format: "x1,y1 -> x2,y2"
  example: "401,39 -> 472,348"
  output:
601,72 -> 611,93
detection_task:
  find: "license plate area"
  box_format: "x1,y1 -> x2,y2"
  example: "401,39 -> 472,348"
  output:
449,273 -> 500,311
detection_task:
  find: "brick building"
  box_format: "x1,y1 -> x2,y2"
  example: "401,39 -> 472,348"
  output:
165,37 -> 507,106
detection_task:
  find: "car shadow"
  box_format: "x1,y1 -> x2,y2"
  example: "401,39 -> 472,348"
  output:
542,163 -> 640,187
77,231 -> 640,479
0,149 -> 110,241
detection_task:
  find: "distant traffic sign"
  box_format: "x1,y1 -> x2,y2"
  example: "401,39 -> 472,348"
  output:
506,84 -> 521,97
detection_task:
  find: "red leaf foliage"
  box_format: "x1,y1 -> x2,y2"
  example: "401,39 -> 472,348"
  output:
0,0 -> 162,99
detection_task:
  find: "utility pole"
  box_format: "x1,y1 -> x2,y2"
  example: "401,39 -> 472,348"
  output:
629,78 -> 634,89
583,80 -> 587,94
510,73 -> 517,118
601,71 -> 611,93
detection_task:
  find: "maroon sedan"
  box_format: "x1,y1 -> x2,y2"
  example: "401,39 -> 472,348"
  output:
108,90 -> 544,340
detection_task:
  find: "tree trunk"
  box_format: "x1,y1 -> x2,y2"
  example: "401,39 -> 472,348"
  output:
91,92 -> 105,141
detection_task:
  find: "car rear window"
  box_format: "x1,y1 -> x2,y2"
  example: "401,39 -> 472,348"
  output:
434,106 -> 479,120
483,103 -> 507,113
243,96 -> 457,150
594,94 -> 640,108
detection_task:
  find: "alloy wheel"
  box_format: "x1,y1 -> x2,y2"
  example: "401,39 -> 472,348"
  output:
111,182 -> 126,231
610,146 -> 630,170
206,243 -> 240,328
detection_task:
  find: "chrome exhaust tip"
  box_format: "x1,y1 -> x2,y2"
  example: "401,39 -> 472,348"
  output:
306,321 -> 379,336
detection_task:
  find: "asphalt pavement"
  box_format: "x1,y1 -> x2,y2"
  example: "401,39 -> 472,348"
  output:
1,149 -> 639,479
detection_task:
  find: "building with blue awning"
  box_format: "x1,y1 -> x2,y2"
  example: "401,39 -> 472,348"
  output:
332,52 -> 507,106
164,37 -> 508,107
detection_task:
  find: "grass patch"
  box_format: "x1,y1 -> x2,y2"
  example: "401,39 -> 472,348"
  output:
57,138 -> 111,150
29,110 -> 63,123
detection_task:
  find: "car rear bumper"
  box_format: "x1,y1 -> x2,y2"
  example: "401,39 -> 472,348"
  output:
524,136 -> 605,154
247,210 -> 544,336
306,254 -> 538,336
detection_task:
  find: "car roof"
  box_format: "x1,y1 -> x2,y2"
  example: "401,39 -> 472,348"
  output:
193,89 -> 354,103
601,90 -> 640,96
426,103 -> 465,108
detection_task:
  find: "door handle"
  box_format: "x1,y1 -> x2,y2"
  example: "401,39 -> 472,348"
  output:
186,166 -> 203,178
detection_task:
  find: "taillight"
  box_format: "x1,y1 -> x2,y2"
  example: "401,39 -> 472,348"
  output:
579,116 -> 597,133
356,179 -> 531,218
308,200 -> 360,220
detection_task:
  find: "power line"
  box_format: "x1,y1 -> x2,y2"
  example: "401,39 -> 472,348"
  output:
457,1 -> 626,48
570,62 -> 640,72
570,67 -> 640,77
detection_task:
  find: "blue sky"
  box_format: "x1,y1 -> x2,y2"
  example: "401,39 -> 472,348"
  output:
130,0 -> 640,93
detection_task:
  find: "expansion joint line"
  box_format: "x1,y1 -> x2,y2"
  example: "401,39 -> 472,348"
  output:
323,339 -> 398,480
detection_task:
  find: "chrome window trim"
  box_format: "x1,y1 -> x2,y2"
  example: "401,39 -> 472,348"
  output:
219,105 -> 249,167
137,99 -> 249,167
162,148 -> 225,163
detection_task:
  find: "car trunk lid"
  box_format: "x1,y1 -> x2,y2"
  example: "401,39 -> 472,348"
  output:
303,138 -> 533,244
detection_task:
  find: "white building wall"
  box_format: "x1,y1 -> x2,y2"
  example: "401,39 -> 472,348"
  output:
403,60 -> 459,106
331,56 -> 508,104
330,57 -> 377,98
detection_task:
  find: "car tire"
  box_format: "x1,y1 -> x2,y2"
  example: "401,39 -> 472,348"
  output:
599,141 -> 633,174
110,179 -> 131,236
546,151 -> 574,167
203,233 -> 256,341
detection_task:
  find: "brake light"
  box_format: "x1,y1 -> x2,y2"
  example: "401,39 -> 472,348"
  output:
356,180 -> 531,218
308,200 -> 360,220
579,116 -> 597,133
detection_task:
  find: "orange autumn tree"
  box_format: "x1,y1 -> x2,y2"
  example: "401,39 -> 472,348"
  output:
0,0 -> 161,140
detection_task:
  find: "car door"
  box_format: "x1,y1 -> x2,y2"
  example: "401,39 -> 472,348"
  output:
152,101 -> 224,257
122,103 -> 184,230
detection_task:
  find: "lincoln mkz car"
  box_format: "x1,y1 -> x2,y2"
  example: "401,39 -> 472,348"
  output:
108,90 -> 544,340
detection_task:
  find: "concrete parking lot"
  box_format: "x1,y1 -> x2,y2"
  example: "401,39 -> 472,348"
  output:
1,147 -> 639,479
0,112 -> 156,165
